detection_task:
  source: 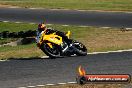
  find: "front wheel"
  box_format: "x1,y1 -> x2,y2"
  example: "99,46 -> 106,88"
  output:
40,43 -> 61,58
73,41 -> 87,56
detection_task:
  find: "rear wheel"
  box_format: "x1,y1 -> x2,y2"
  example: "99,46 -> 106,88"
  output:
41,43 -> 61,58
74,41 -> 87,56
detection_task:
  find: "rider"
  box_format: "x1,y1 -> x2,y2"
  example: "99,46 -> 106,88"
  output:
36,22 -> 71,47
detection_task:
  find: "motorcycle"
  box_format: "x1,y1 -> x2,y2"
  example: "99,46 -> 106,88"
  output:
37,30 -> 87,58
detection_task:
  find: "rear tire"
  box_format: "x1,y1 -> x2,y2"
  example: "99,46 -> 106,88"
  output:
40,43 -> 61,58
74,41 -> 87,56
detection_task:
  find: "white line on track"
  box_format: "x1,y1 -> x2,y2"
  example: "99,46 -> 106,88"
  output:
18,87 -> 27,88
126,28 -> 132,30
46,84 -> 55,86
0,60 -> 8,62
29,8 -> 37,10
15,22 -> 22,24
36,85 -> 45,87
29,22 -> 36,24
27,86 -> 36,88
1,20 -> 132,30
88,49 -> 132,55
57,83 -> 67,85
62,25 -> 69,26
67,82 -> 77,84
5,6 -> 132,14
28,7 -> 44,10
101,27 -> 111,29
8,6 -> 20,8
50,9 -> 70,11
3,21 -> 9,23
125,12 -> 132,14
17,82 -> 76,88
41,56 -> 49,58
47,24 -> 53,26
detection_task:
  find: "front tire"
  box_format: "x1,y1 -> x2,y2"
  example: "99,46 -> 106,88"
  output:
40,43 -> 61,58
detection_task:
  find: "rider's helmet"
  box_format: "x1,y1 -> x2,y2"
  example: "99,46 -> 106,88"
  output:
38,23 -> 47,32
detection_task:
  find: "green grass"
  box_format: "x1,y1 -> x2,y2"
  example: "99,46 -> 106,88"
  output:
0,22 -> 37,32
0,0 -> 132,11
0,22 -> 132,60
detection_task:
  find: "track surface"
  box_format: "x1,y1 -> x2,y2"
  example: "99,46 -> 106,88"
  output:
0,51 -> 132,88
0,8 -> 132,27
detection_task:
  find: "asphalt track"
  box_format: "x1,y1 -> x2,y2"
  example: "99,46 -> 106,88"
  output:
0,51 -> 132,88
0,8 -> 132,27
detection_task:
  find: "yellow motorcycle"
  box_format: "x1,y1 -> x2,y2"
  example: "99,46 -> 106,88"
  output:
37,30 -> 87,58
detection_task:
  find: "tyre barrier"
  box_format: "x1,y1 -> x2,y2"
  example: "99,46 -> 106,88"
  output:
17,37 -> 36,45
0,30 -> 36,38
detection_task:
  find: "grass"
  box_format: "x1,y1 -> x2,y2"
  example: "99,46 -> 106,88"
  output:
0,22 -> 37,44
0,22 -> 132,60
0,22 -> 37,32
0,0 -> 132,11
0,43 -> 44,60
0,38 -> 18,45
